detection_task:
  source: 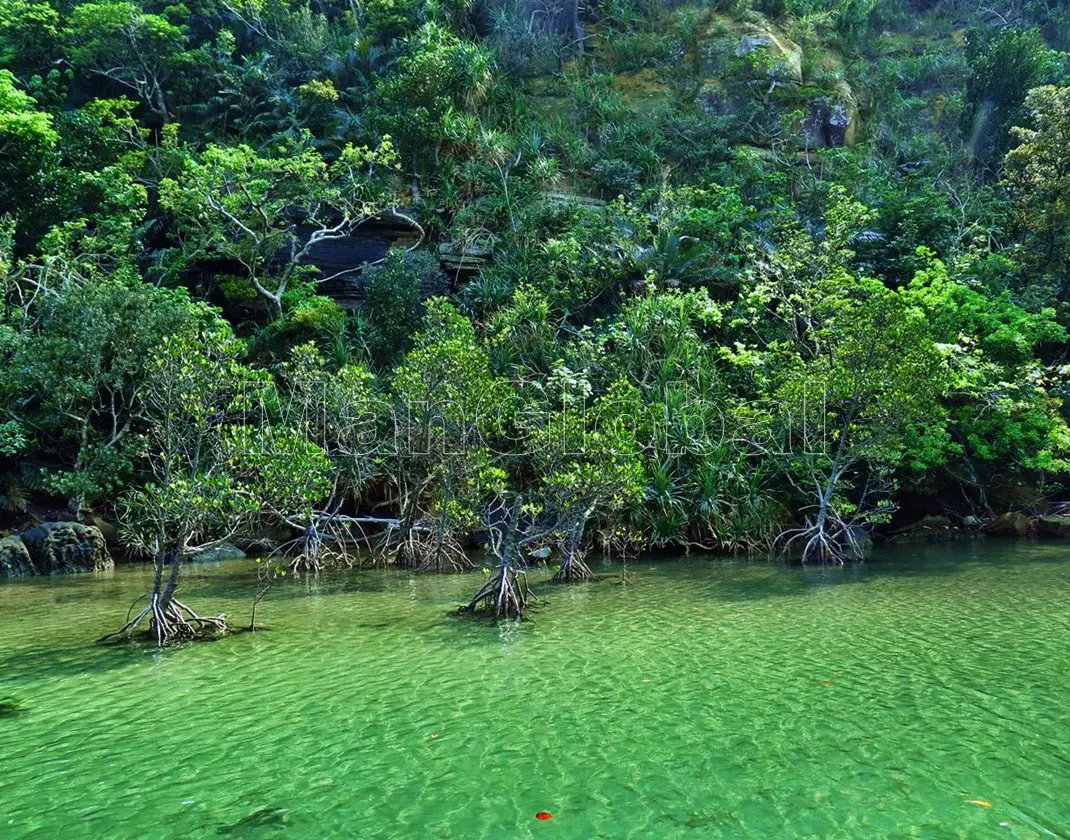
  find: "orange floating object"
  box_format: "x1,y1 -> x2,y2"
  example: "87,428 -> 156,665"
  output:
966,799 -> 993,808
535,812 -> 553,821
428,733 -> 440,739
820,680 -> 832,686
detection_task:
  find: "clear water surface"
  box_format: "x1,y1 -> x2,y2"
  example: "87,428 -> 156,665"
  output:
1,541 -> 1069,839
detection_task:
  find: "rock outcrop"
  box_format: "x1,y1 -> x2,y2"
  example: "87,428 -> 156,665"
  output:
19,522 -> 112,574
91,515 -> 120,545
801,82 -> 859,148
985,512 -> 1031,538
188,542 -> 246,563
1037,515 -> 1070,538
886,515 -> 954,543
734,32 -> 803,83
0,536 -> 34,577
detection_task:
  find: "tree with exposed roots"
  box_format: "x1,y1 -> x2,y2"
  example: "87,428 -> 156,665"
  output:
385,299 -> 514,571
103,324 -> 331,645
772,275 -> 949,563
274,342 -> 388,569
735,191 -> 949,563
464,495 -> 554,618
528,378 -> 646,583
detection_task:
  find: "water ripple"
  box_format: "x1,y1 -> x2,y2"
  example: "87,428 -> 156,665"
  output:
0,542 -> 1068,838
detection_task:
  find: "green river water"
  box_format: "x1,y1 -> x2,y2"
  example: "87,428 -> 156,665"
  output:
1,541 -> 1069,839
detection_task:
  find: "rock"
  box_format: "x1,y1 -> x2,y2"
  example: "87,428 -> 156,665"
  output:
962,515 -> 980,527
528,546 -> 552,560
695,79 -> 732,116
801,82 -> 859,148
1037,515 -> 1070,538
892,515 -> 951,533
824,100 -> 852,145
188,542 -> 246,563
886,515 -> 954,544
985,512 -> 1031,538
232,525 -> 294,553
0,536 -> 34,577
19,522 -> 112,574
734,33 -> 803,83
91,515 -> 119,544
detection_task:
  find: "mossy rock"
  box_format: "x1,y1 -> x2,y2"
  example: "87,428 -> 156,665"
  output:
187,542 -> 246,563
1037,516 -> 1070,539
91,515 -> 120,545
0,536 -> 34,577
886,515 -> 954,544
733,32 -> 803,83
613,69 -> 672,115
984,512 -> 1031,538
800,81 -> 859,148
695,78 -> 734,116
20,522 -> 112,574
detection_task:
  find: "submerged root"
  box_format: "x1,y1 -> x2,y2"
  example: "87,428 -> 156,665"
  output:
391,535 -> 420,570
99,593 -> 228,646
417,530 -> 470,573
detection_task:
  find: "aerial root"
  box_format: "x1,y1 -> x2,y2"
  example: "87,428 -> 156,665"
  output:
779,518 -> 848,564
99,592 -> 228,646
393,527 -> 471,573
465,563 -> 532,618
552,547 -> 594,583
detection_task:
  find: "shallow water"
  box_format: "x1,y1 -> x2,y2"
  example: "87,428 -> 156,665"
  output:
1,541 -> 1069,839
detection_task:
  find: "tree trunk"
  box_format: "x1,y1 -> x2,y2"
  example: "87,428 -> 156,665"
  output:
553,514 -> 594,583
568,0 -> 585,55
779,455 -> 851,564
392,493 -> 421,569
158,551 -> 182,612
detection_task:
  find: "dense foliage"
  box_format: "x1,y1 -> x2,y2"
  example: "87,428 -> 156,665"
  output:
3,0 -> 1070,630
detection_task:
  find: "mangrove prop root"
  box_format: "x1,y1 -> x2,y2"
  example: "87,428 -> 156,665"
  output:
392,528 -> 471,573
392,538 -> 419,570
552,548 -> 594,583
465,564 -> 533,618
416,529 -> 470,573
99,592 -> 228,646
779,518 -> 848,564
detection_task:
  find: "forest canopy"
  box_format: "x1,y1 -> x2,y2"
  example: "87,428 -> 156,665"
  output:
3,0 -> 1070,633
